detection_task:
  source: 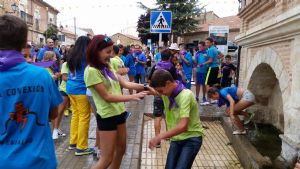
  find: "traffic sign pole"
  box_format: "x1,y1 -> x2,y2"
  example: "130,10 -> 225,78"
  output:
159,33 -> 162,47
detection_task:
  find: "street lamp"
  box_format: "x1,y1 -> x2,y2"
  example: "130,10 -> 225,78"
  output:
5,3 -> 19,14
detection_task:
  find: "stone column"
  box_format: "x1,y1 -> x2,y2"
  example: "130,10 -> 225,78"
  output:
280,35 -> 300,167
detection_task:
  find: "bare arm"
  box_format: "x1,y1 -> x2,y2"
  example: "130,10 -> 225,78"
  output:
93,82 -> 148,103
226,94 -> 235,115
49,107 -> 58,120
149,118 -> 188,149
203,57 -> 213,65
118,74 -> 158,95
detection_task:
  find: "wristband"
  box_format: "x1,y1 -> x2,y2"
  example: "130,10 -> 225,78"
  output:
144,83 -> 149,91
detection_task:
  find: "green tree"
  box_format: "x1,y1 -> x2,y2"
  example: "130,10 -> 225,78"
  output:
137,0 -> 205,42
43,24 -> 58,41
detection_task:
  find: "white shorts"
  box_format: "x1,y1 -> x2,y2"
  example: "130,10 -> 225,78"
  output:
241,90 -> 255,103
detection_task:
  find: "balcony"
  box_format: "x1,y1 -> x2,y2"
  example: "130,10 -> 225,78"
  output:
20,11 -> 33,25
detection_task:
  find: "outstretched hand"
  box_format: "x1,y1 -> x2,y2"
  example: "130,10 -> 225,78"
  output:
131,91 -> 149,101
149,136 -> 161,150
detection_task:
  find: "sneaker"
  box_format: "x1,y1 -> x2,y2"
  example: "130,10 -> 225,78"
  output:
125,111 -> 132,120
244,112 -> 255,125
96,149 -> 101,160
155,142 -> 161,148
202,97 -> 207,103
200,101 -> 210,106
195,97 -> 199,102
64,109 -> 69,117
93,147 -> 98,156
57,129 -> 66,137
233,130 -> 246,135
52,129 -> 58,140
210,100 -> 218,104
75,148 -> 94,156
68,144 -> 76,150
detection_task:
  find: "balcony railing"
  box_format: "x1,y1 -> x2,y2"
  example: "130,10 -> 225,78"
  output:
20,11 -> 33,25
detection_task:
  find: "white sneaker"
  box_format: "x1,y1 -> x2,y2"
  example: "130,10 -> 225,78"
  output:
57,128 -> 66,137
52,129 -> 58,139
233,130 -> 246,135
96,149 -> 101,159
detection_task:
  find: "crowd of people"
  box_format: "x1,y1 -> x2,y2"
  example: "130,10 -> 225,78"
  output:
1,14 -> 300,169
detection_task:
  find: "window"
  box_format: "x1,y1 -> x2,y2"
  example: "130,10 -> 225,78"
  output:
35,19 -> 39,30
58,34 -> 65,42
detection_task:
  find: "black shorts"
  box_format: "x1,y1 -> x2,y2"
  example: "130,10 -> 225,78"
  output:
205,67 -> 220,86
96,112 -> 126,131
60,91 -> 68,97
153,96 -> 164,117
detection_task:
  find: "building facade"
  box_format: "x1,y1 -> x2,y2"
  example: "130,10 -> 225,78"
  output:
111,33 -> 142,46
236,0 -> 300,167
0,0 -> 59,45
181,15 -> 241,45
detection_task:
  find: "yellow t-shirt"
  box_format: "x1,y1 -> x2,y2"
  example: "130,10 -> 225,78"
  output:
161,89 -> 204,141
59,62 -> 68,92
110,56 -> 125,73
84,66 -> 125,118
46,68 -> 54,77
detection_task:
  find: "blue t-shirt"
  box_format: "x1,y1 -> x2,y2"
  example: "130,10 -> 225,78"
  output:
154,52 -> 161,63
207,46 -> 219,68
66,61 -> 87,95
220,87 -> 239,107
124,54 -> 136,76
135,53 -> 147,75
121,55 -> 127,64
195,50 -> 208,73
182,52 -> 193,78
37,47 -> 61,61
0,62 -> 62,169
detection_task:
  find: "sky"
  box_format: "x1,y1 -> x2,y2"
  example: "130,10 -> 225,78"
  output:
45,0 -> 239,36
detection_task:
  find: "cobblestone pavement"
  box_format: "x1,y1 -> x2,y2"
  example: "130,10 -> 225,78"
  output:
141,117 -> 243,169
54,88 -> 243,169
55,93 -> 152,169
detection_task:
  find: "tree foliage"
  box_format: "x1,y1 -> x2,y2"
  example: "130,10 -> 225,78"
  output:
43,24 -> 58,41
137,0 -> 205,44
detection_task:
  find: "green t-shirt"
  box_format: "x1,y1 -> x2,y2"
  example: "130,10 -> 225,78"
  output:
110,56 -> 125,72
59,62 -> 68,92
161,89 -> 204,141
84,66 -> 125,118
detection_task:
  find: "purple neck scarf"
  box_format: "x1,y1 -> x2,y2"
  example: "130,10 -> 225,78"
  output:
100,65 -> 117,81
168,81 -> 185,110
44,46 -> 54,51
0,50 -> 26,71
155,61 -> 173,70
217,93 -> 226,107
32,61 -> 55,68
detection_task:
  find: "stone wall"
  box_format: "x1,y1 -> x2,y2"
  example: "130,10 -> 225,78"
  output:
236,1 -> 300,167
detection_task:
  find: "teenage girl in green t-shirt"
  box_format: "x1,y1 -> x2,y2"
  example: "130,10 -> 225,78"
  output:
84,35 -> 156,169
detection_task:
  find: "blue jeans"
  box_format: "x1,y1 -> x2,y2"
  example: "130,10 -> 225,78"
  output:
165,137 -> 202,169
134,74 -> 145,84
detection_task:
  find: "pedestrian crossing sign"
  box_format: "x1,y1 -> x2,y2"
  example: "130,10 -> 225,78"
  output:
150,11 -> 172,33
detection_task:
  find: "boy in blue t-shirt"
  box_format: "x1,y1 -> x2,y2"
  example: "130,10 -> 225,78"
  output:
0,15 -> 63,169
180,49 -> 193,89
195,41 -> 208,102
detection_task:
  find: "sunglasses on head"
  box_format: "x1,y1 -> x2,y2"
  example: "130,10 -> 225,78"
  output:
104,36 -> 112,43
